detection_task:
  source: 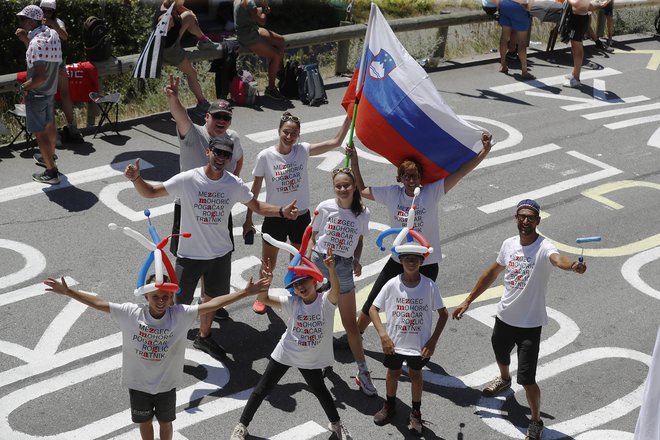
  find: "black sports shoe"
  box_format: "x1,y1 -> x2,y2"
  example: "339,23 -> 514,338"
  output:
213,307 -> 229,322
32,169 -> 60,184
34,152 -> 58,168
193,335 -> 226,359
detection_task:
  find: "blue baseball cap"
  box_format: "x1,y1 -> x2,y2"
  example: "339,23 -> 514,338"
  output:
516,199 -> 540,215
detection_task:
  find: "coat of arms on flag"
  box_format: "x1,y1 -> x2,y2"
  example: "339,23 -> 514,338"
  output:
368,50 -> 397,80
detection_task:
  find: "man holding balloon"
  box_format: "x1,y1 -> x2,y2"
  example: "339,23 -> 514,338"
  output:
452,198 -> 587,440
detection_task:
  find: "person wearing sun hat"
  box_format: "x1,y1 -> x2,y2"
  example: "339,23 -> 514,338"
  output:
15,4 -> 62,184
452,198 -> 587,440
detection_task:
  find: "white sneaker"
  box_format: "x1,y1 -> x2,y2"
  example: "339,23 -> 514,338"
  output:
355,369 -> 378,396
230,423 -> 248,440
563,75 -> 581,88
328,421 -> 353,440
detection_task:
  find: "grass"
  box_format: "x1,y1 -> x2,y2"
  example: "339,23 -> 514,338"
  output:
2,2 -> 658,144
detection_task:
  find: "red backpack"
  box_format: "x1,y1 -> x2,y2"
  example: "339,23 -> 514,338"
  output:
230,69 -> 258,106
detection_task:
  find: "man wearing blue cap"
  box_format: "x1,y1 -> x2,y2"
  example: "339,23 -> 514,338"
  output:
452,199 -> 586,440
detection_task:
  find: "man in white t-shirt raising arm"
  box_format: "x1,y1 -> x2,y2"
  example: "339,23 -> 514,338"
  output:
452,199 -> 586,440
124,137 -> 297,360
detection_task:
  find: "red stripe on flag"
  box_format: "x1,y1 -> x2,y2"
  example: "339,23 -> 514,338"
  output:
356,95 -> 450,184
341,69 -> 359,116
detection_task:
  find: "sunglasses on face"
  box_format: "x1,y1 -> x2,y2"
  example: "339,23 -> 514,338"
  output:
281,114 -> 300,123
516,214 -> 539,223
211,113 -> 232,122
210,147 -> 232,159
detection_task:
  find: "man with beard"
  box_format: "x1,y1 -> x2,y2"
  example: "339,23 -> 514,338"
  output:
165,75 -> 243,321
452,199 -> 586,440
124,137 -> 296,361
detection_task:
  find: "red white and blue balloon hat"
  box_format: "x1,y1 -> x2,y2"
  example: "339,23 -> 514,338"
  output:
375,186 -> 433,258
108,209 -> 191,296
262,211 -> 325,294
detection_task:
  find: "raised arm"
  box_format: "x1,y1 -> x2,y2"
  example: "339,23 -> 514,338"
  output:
345,144 -> 375,200
256,258 -> 284,309
244,196 -> 298,219
452,261 -> 504,320
550,253 -> 587,273
44,277 -> 110,313
45,18 -> 68,41
165,75 -> 194,137
444,131 -> 492,193
124,159 -> 169,199
198,276 -> 270,315
308,116 -> 351,156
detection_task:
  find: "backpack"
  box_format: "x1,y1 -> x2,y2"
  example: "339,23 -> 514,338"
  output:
278,60 -> 300,99
83,16 -> 112,61
558,1 -> 573,44
209,40 -> 240,99
231,69 -> 258,106
297,63 -> 327,106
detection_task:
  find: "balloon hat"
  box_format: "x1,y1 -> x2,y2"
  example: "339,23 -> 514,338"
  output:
375,186 -> 433,258
262,211 -> 325,294
108,209 -> 191,296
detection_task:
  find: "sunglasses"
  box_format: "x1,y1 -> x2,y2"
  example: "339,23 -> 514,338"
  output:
332,167 -> 352,177
281,114 -> 300,123
211,113 -> 232,122
210,147 -> 232,159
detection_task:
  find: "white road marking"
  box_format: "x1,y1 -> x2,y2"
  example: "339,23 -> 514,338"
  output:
523,91 -> 649,111
592,79 -> 607,102
605,114 -> 660,130
460,116 -> 523,151
649,127 -> 660,148
0,239 -> 47,291
0,159 -> 154,204
246,115 -> 346,144
98,181 -> 173,221
477,144 -> 561,169
489,68 -> 621,95
269,421 -> 328,440
621,246 -> 660,301
478,151 -> 622,213
582,102 -> 660,120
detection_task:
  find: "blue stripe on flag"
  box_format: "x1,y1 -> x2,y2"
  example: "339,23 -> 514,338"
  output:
361,51 -> 475,173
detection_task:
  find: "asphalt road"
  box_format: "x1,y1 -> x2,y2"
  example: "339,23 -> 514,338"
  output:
1,34 -> 659,440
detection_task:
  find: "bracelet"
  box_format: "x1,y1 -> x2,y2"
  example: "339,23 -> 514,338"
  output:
131,175 -> 141,182
279,207 -> 284,218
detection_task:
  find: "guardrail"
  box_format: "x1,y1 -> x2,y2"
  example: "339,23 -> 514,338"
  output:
1,1 -> 657,121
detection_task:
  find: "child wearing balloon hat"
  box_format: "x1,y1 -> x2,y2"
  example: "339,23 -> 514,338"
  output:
44,274 -> 269,440
369,244 -> 448,436
230,248 -> 353,440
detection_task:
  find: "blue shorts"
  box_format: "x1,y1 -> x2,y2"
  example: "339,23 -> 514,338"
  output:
312,250 -> 355,294
25,93 -> 54,133
499,0 -> 531,32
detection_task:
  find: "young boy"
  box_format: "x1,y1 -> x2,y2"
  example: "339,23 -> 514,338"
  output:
369,250 -> 448,436
44,274 -> 269,440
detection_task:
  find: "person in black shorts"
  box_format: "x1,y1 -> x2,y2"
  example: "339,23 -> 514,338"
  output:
563,0 -> 594,88
452,199 -> 587,440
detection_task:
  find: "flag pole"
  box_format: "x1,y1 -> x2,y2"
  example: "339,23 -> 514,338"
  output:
345,97 -> 359,168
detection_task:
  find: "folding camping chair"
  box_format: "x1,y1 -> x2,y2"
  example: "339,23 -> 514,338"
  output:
6,104 -> 35,151
89,92 -> 121,137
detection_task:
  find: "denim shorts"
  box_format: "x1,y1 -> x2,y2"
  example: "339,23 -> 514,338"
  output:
25,93 -> 54,133
312,250 -> 355,294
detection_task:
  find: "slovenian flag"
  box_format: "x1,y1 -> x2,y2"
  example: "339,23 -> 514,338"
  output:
342,4 -> 483,184
133,2 -> 174,79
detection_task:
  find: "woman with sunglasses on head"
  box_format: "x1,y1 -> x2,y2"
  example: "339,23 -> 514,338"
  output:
346,132 -> 493,336
307,167 -> 377,396
244,112 -> 351,315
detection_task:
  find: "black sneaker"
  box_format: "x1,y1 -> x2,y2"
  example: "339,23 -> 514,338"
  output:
34,153 -> 58,168
373,401 -> 395,426
482,376 -> 512,397
60,126 -> 84,143
505,51 -> 519,61
594,39 -> 604,49
32,169 -> 60,185
213,307 -> 229,322
264,87 -> 284,101
333,334 -> 350,350
193,335 -> 226,359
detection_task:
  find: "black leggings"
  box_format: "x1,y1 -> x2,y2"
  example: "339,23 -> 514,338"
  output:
239,358 -> 339,426
360,257 -> 439,316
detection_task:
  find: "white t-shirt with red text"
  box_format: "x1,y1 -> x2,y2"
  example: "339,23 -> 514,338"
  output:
109,302 -> 199,394
496,235 -> 559,328
373,274 -> 445,356
311,199 -> 369,258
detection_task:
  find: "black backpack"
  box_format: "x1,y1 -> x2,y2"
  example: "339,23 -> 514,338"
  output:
209,40 -> 240,99
297,63 -> 327,106
278,60 -> 300,99
83,16 -> 112,61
